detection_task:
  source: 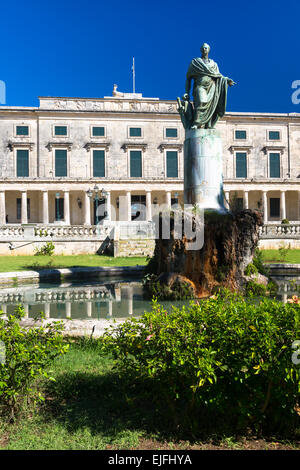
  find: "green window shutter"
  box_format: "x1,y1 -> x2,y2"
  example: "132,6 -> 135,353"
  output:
92,127 -> 105,137
93,150 -> 105,177
235,130 -> 247,140
54,126 -> 67,136
129,127 -> 142,137
236,152 -> 247,178
166,128 -> 178,138
270,198 -> 280,217
269,153 -> 280,178
269,131 -> 280,140
16,149 -> 29,177
55,149 -> 67,177
130,151 -> 142,177
166,151 -> 178,177
16,126 -> 29,136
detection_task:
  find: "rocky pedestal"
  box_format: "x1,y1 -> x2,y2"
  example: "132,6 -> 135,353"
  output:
184,128 -> 226,212
146,209 -> 264,298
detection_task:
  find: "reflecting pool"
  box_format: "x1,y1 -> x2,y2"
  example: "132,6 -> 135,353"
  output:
0,276 -> 299,322
0,278 -> 190,320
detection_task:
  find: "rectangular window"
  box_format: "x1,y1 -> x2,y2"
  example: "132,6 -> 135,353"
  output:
54,126 -> 67,136
55,149 -> 67,177
166,128 -> 178,138
269,153 -> 280,178
270,198 -> 280,217
93,150 -> 105,177
130,150 -> 142,177
235,152 -> 247,178
92,126 -> 105,137
16,198 -> 30,220
16,125 -> 29,136
269,131 -> 280,140
166,151 -> 178,178
55,198 -> 64,221
235,130 -> 247,140
16,149 -> 29,177
129,127 -> 142,137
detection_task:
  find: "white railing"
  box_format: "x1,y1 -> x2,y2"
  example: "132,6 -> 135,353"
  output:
0,224 -> 114,241
259,224 -> 300,238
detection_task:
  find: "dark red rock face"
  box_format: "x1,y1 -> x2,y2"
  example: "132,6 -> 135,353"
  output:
149,209 -> 263,298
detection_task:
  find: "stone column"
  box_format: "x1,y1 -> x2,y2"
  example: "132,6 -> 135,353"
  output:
106,191 -> 111,221
84,191 -> 91,225
262,191 -> 268,224
281,190 -> 286,220
146,191 -> 152,221
0,191 -> 6,225
243,191 -> 249,210
42,191 -> 49,224
126,191 -> 131,222
65,302 -> 72,318
21,191 -> 28,224
64,191 -> 70,225
165,191 -> 171,209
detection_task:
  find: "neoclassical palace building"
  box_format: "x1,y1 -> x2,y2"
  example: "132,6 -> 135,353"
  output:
0,88 -> 300,254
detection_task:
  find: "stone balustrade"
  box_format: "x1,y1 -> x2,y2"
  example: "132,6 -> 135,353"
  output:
0,224 -> 113,241
259,224 -> 300,238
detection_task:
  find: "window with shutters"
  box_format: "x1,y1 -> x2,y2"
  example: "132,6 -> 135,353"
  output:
16,149 -> 29,177
166,151 -> 178,178
55,149 -> 67,177
93,150 -> 105,177
54,126 -> 68,136
165,128 -> 178,138
16,125 -> 29,136
268,130 -> 280,141
130,150 -> 142,177
235,130 -> 247,140
129,127 -> 142,137
92,126 -> 105,137
269,153 -> 280,178
235,152 -> 247,178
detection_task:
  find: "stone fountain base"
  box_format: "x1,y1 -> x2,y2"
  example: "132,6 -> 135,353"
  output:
146,209 -> 264,298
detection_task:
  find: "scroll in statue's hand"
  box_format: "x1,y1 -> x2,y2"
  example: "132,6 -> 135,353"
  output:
227,79 -> 236,87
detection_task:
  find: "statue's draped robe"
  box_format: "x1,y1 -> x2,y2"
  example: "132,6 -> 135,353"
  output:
186,58 -> 228,128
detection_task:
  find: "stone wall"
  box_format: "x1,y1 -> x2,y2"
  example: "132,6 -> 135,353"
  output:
114,238 -> 155,257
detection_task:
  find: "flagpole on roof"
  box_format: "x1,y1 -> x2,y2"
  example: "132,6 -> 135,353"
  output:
132,57 -> 135,94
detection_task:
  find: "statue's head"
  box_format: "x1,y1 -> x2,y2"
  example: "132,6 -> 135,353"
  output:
200,43 -> 210,55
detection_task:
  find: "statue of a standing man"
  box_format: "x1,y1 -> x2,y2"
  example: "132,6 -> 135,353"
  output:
183,43 -> 235,129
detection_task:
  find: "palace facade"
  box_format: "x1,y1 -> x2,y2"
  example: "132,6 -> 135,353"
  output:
0,89 -> 300,253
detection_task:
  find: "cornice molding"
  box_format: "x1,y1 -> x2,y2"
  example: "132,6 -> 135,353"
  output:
46,142 -> 73,151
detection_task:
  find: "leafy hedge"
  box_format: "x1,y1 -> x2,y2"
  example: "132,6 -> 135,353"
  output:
101,295 -> 300,435
0,306 -> 69,421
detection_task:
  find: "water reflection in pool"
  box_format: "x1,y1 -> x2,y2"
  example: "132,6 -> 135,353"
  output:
0,276 -> 299,321
0,279 -> 190,320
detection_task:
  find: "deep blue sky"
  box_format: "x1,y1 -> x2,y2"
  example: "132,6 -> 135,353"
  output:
1,0 -> 300,113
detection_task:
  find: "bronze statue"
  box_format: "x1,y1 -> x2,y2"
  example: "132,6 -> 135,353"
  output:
178,43 -> 235,129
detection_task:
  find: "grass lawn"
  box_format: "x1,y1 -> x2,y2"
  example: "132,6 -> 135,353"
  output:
0,255 -> 147,273
0,338 -> 298,451
260,249 -> 300,264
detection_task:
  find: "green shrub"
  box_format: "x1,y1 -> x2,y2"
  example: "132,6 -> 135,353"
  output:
244,263 -> 259,276
281,219 -> 290,224
0,306 -> 69,421
34,242 -> 55,257
245,280 -> 267,297
101,296 -> 300,435
252,248 -> 269,276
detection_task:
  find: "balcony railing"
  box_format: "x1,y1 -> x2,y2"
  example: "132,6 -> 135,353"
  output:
259,224 -> 300,238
